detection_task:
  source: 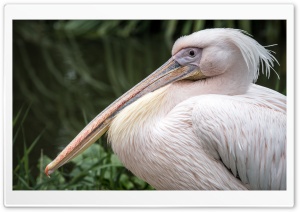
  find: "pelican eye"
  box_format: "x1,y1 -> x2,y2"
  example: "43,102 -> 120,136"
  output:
189,50 -> 195,57
173,47 -> 202,66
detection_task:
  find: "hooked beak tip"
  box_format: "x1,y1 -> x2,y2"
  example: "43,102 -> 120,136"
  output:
45,165 -> 52,178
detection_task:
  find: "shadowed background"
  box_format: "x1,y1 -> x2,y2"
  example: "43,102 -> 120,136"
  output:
13,20 -> 286,190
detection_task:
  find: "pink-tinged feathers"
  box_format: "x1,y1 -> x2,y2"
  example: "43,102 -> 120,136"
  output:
108,29 -> 286,190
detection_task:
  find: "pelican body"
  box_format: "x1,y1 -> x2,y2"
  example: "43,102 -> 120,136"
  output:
45,28 -> 286,190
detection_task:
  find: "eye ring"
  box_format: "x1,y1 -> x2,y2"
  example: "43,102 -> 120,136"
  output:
189,50 -> 195,57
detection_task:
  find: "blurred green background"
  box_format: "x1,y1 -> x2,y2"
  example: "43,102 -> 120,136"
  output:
13,20 -> 286,190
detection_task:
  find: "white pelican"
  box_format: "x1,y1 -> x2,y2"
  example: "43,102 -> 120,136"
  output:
45,28 -> 286,190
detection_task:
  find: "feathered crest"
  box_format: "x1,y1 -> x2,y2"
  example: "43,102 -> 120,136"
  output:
230,29 -> 279,82
172,28 -> 279,83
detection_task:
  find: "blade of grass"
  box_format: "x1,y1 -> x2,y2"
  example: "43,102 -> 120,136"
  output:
13,104 -> 24,126
14,129 -> 45,173
22,127 -> 29,185
13,103 -> 32,144
14,173 -> 32,190
39,149 -> 44,185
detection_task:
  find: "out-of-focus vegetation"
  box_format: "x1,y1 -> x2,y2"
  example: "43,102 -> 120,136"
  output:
13,106 -> 150,190
13,20 -> 286,190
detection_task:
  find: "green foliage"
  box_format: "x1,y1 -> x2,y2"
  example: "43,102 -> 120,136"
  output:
54,20 -> 149,38
36,143 -> 152,190
13,106 -> 153,190
14,20 -> 285,41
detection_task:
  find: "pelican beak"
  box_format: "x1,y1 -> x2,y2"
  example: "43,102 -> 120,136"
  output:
45,58 -> 202,176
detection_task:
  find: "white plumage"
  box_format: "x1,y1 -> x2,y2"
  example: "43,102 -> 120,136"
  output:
46,28 -> 286,190
108,29 -> 286,190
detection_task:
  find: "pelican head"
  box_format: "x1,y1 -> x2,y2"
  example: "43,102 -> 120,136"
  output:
45,28 -> 276,180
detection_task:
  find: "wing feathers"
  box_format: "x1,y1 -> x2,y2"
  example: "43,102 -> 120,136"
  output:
191,87 -> 286,190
